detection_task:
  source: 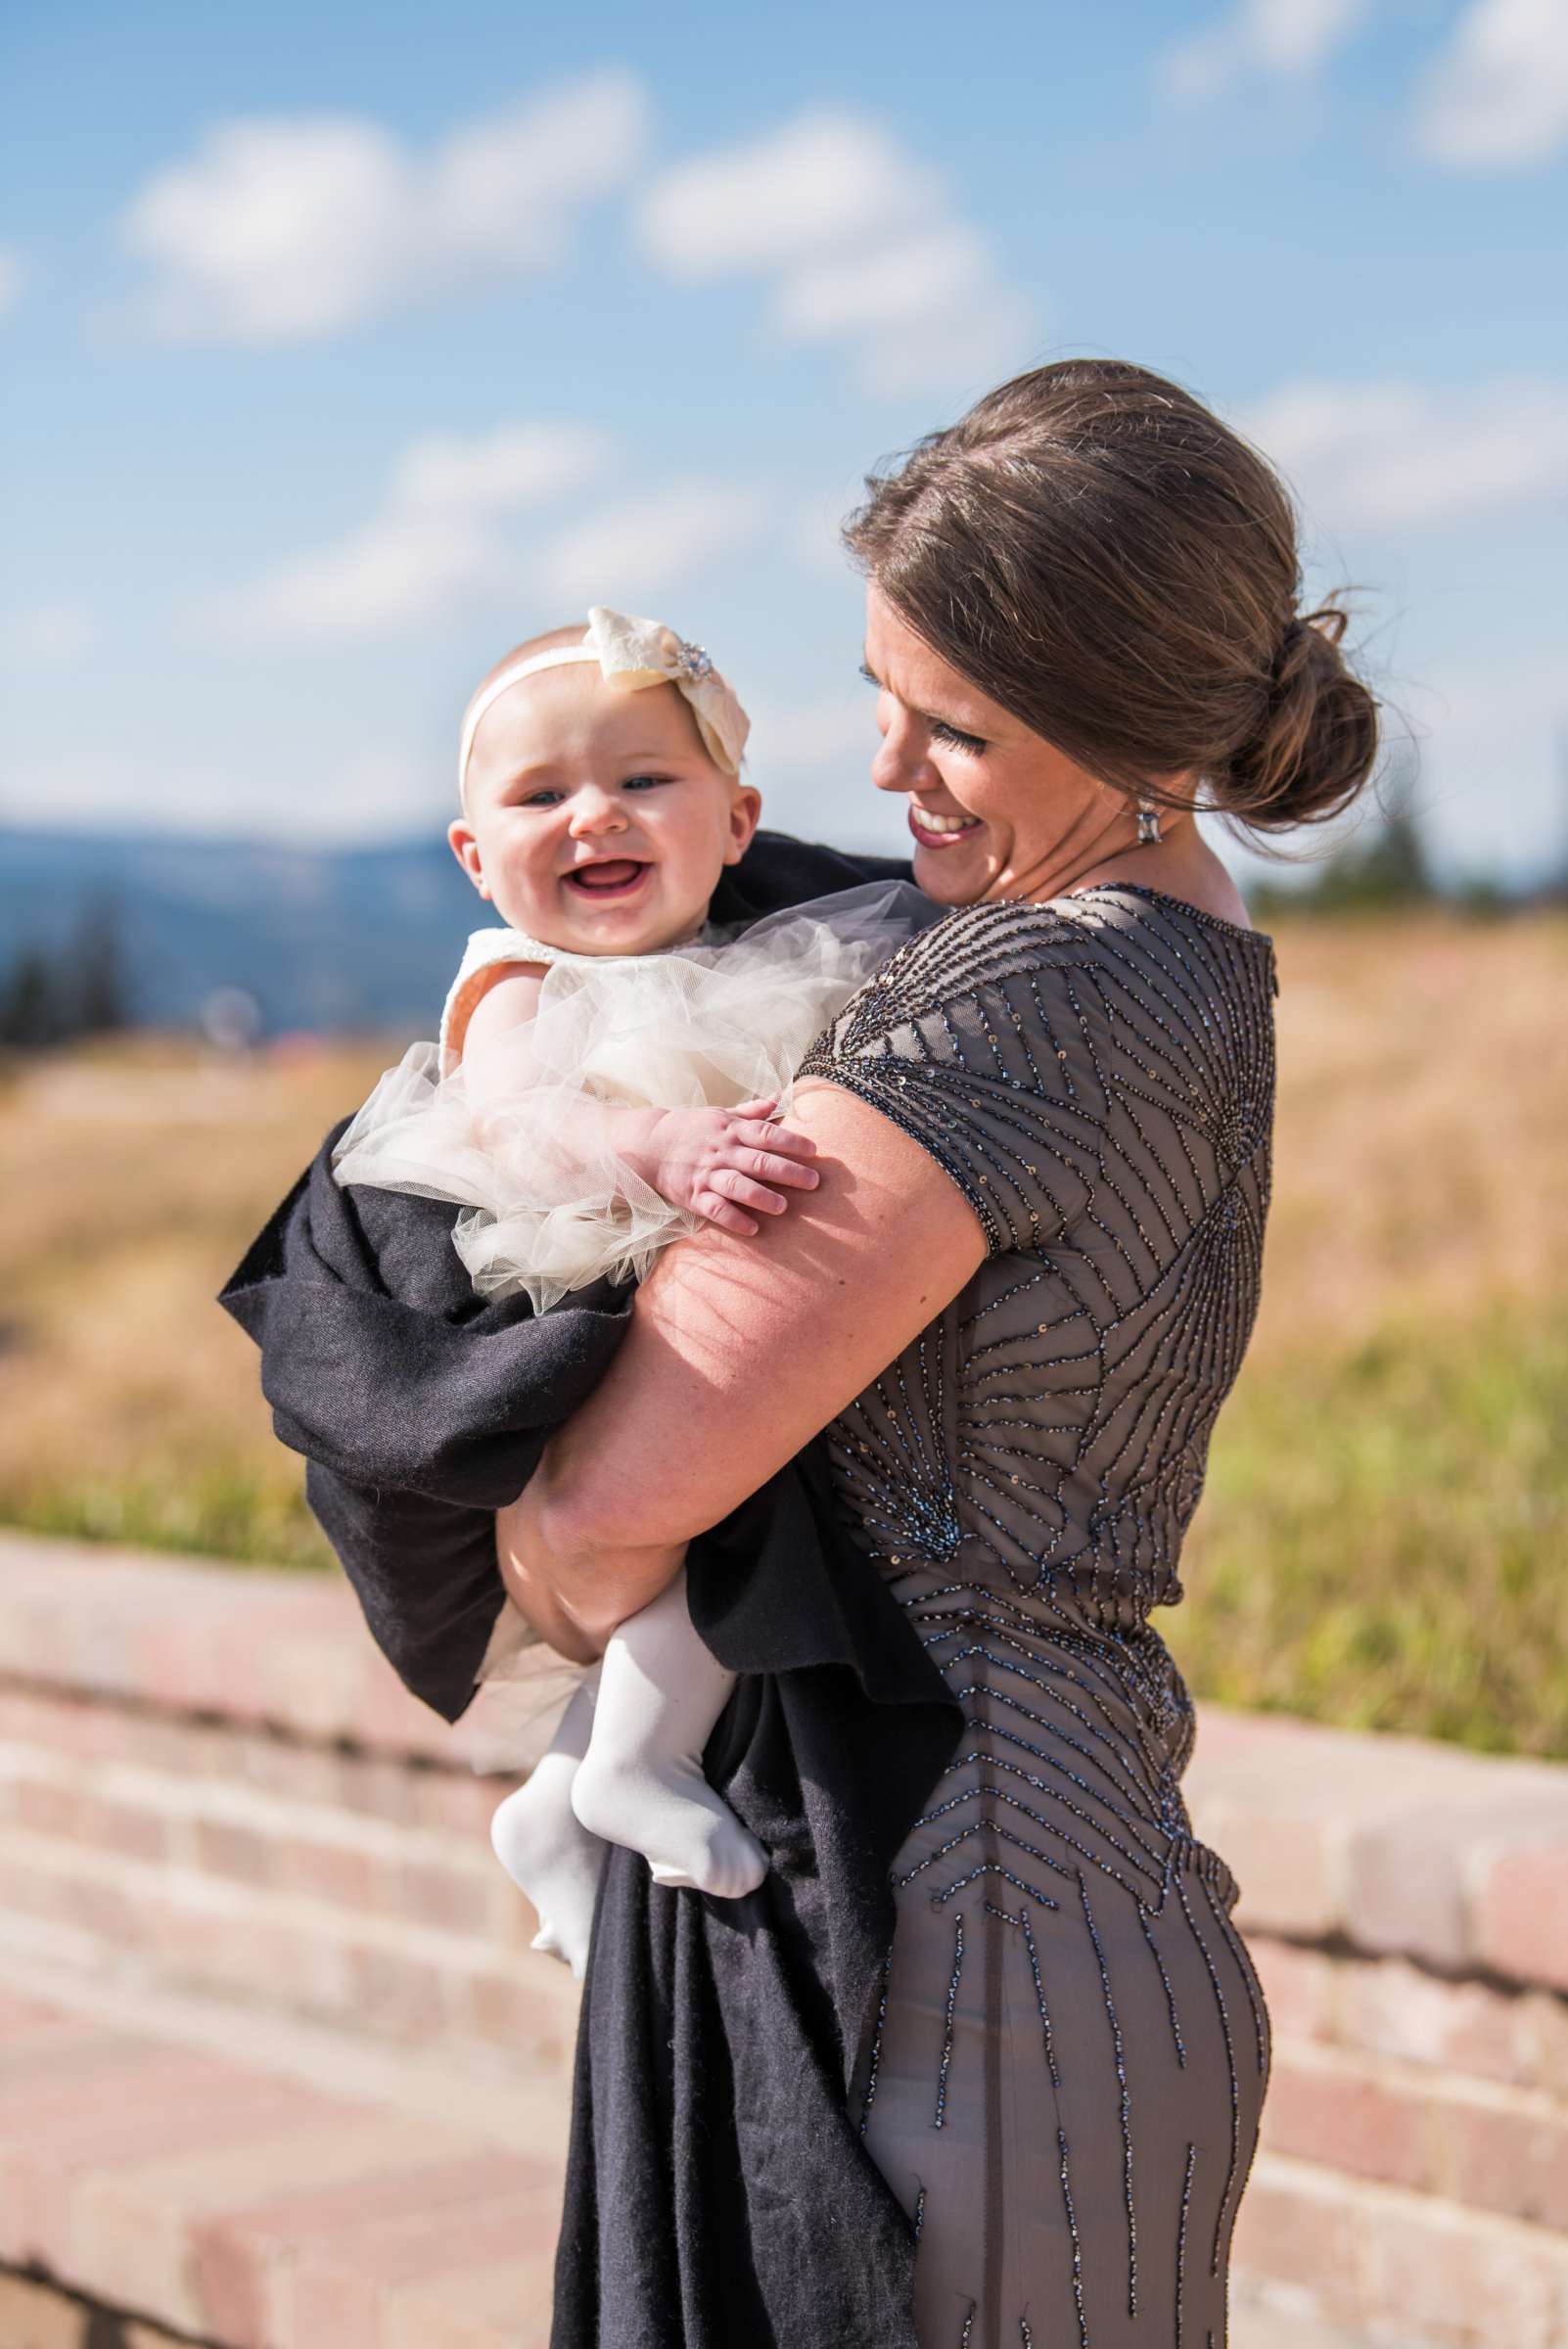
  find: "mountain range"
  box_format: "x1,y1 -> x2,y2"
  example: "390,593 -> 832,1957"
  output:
0,825 -> 482,1036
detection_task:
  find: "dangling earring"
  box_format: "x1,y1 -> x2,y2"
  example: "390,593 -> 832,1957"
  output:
1136,798 -> 1162,847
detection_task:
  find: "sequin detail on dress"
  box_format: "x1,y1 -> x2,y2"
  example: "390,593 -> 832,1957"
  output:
799,888 -> 1276,2347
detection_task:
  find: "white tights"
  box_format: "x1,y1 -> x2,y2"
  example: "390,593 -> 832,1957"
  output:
488,1568 -> 767,1977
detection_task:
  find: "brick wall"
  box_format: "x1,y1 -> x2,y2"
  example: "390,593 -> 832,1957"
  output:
2,1533 -> 1565,2349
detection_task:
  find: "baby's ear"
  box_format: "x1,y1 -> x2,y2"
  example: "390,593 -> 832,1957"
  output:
447,817 -> 491,898
723,781 -> 763,864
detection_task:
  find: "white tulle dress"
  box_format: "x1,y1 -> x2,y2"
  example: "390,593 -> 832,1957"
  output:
331,881 -> 923,1713
331,882 -> 923,1316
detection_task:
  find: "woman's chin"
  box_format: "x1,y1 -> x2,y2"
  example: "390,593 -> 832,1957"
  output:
912,841 -> 990,904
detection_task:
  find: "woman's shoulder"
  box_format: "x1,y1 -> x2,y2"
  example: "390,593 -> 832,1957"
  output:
880,885 -> 1272,1002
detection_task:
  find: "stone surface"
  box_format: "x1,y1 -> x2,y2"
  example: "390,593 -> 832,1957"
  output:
6,1528 -> 1568,2349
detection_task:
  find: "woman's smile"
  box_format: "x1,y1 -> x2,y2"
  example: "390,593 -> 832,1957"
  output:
907,804 -> 983,850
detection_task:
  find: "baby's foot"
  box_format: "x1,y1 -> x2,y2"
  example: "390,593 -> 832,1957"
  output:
489,1766 -> 605,1981
570,1751 -> 768,1900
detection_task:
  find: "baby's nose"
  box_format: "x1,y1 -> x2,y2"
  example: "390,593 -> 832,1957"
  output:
568,788 -> 627,835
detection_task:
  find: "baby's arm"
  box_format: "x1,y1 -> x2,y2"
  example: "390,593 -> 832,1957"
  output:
459,962 -> 822,1238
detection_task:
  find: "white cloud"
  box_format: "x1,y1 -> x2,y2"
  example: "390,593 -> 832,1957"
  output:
1413,0 -> 1568,170
0,602 -> 98,666
541,483 -> 772,607
1162,0 -> 1373,100
0,743 -> 447,844
0,245 -> 25,319
116,71 -> 649,344
1407,650 -> 1568,880
212,420 -> 613,643
1241,378 -> 1568,532
635,109 -> 1034,397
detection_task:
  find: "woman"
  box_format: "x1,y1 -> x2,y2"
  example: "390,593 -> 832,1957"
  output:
494,359 -> 1378,2346
226,357 -> 1378,2345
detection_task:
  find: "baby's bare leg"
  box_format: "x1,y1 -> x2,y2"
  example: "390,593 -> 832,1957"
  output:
488,1674 -> 605,1979
570,1567 -> 767,1900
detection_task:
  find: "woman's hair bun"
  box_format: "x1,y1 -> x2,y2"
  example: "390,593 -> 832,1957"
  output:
1212,604 -> 1380,834
843,360 -> 1382,843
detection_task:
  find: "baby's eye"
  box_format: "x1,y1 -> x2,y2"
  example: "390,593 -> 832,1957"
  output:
931,720 -> 988,757
519,788 -> 564,807
623,773 -> 674,792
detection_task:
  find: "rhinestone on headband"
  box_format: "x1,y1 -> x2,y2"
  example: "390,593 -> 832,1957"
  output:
676,639 -> 714,683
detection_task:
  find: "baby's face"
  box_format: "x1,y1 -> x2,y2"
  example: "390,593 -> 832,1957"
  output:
450,665 -> 761,955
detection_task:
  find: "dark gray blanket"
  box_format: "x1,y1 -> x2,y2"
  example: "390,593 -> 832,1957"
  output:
219,832 -> 958,2346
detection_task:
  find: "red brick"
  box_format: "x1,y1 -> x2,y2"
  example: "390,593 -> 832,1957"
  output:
1339,1952 -> 1536,2087
190,2153 -> 551,2349
1479,1843 -> 1568,1995
1261,2049 -> 1432,2191
193,1816 -> 275,1887
92,1791 -> 173,1865
1354,2186 -> 1568,2348
1440,2093 -> 1568,2232
1528,1989 -> 1568,2100
1248,1938 -> 1337,2042
385,2256 -> 555,2349
74,2115 -> 470,2338
284,1835 -> 397,1912
1229,2160 -> 1362,2317
288,2195 -> 557,2349
401,1857 -> 501,1938
348,1940 -> 456,2038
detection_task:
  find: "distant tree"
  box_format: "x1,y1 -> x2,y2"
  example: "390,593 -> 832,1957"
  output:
71,898 -> 131,1034
0,899 -> 134,1050
0,947 -> 71,1048
1250,756 -> 1442,920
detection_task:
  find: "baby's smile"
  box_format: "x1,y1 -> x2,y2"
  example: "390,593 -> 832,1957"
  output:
562,855 -> 652,902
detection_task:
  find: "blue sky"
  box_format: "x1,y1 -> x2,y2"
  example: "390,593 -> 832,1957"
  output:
2,0 -> 1565,881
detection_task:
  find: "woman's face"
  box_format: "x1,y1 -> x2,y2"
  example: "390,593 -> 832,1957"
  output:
861,585 -> 1123,906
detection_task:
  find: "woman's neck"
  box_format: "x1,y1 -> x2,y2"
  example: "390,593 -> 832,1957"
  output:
1013,812 -> 1252,931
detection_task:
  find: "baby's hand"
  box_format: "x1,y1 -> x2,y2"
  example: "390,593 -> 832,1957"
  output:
622,1097 -> 820,1237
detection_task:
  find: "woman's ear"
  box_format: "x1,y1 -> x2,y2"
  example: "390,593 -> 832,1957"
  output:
447,817 -> 492,898
723,782 -> 763,865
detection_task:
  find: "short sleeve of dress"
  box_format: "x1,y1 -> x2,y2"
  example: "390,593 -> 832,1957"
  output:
797,901 -> 1104,1259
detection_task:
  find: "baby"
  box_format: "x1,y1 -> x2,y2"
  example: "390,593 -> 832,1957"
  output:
332,608 -> 916,1974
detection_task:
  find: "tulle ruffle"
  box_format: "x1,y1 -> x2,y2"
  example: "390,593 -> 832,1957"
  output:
331,883 -> 922,1319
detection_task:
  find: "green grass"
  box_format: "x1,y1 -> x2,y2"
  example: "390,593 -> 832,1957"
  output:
5,1461 -> 334,1572
1163,1306 -> 1568,1759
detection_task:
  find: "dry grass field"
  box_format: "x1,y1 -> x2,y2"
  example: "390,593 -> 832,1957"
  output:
2,912 -> 1564,1756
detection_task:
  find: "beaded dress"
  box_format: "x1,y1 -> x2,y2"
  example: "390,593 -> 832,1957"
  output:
798,883 -> 1276,2348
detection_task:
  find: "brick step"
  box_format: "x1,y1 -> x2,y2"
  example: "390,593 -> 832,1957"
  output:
1261,2036 -> 1568,2232
1251,1932 -> 1568,2106
0,1986 -> 560,2349
0,1682 -> 521,1841
1235,2151 -> 1568,2349
0,1734 -> 528,1951
0,2274 -> 1402,2349
0,1960 -> 1404,2349
0,1822 -> 579,2074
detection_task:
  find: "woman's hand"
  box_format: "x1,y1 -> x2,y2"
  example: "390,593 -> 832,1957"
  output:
495,1474 -> 687,1661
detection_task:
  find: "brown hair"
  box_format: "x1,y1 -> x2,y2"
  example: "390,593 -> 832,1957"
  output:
845,359 -> 1379,833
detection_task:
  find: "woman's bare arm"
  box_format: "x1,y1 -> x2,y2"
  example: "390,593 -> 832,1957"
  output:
495,1077 -> 987,1653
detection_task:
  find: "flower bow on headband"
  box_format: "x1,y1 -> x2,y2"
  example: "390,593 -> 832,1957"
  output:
458,606 -> 751,803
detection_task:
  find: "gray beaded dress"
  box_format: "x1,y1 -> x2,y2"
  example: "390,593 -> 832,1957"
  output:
798,884 -> 1276,2349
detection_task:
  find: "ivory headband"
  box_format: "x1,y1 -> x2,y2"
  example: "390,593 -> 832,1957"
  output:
458,606 -> 751,805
